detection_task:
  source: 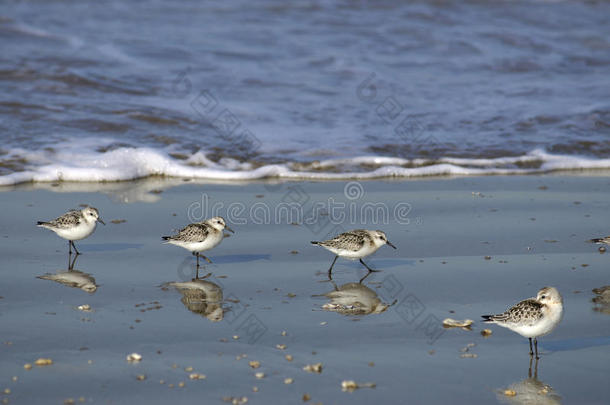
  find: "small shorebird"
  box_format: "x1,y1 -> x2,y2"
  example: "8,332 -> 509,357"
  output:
589,236 -> 610,245
37,206 -> 105,255
482,287 -> 563,359
162,216 -> 234,278
311,229 -> 396,278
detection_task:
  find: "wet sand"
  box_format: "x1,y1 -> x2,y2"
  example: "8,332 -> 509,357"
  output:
0,175 -> 609,404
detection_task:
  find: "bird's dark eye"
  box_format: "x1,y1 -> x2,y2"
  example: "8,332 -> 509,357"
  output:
541,295 -> 546,299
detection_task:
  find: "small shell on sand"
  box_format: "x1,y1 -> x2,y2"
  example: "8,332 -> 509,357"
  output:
276,344 -> 287,350
189,373 -> 206,380
248,361 -> 260,369
442,318 -> 474,328
341,381 -> 358,392
341,380 -> 376,392
126,353 -> 142,362
503,389 -> 516,397
222,396 -> 248,405
285,355 -> 293,362
24,363 -> 32,370
481,329 -> 493,337
303,363 -> 323,373
284,378 -> 294,384
255,372 -> 265,379
77,304 -> 91,312
460,353 -> 478,359
136,374 -> 146,381
34,358 -> 53,366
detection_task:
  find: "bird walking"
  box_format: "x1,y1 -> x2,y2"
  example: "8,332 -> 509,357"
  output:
482,287 -> 563,359
37,206 -> 105,255
162,216 -> 234,278
311,229 -> 396,279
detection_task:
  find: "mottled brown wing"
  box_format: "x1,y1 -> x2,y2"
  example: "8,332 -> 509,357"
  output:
171,223 -> 210,243
320,230 -> 367,251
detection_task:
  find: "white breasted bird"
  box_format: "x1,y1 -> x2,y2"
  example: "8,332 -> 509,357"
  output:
482,287 -> 563,359
162,216 -> 234,278
37,206 -> 105,255
311,229 -> 396,278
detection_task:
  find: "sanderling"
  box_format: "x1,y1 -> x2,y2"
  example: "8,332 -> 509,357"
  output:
589,236 -> 610,245
162,216 -> 234,277
482,287 -> 563,359
37,206 -> 105,255
311,229 -> 396,278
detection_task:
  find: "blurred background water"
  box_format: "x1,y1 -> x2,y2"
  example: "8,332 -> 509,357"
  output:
0,0 -> 609,183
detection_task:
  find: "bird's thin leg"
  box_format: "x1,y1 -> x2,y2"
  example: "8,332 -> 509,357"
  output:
529,338 -> 534,357
528,356 -> 533,378
68,240 -> 72,255
359,258 -> 380,273
195,254 -> 200,279
70,241 -> 81,255
534,338 -> 539,360
327,256 -> 339,279
533,357 -> 539,379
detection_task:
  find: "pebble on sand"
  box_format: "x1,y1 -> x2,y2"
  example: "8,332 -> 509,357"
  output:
303,363 -> 322,374
126,353 -> 142,363
34,358 -> 53,366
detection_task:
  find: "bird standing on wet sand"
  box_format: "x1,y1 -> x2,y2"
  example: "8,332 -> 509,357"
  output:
311,229 -> 397,278
162,216 -> 234,278
37,206 -> 105,255
482,287 -> 563,359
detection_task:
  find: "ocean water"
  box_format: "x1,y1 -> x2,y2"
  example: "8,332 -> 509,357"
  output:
0,0 -> 609,185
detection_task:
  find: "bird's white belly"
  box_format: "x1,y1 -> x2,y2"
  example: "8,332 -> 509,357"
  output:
505,313 -> 561,338
55,222 -> 96,241
174,233 -> 223,253
330,244 -> 379,259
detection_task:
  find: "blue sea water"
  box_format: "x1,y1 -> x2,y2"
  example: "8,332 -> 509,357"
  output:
0,0 -> 609,184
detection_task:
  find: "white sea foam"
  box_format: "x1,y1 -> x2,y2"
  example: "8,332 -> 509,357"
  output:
1,140 -> 609,187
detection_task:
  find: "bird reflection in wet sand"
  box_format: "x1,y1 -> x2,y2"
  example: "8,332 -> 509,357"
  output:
497,357 -> 561,405
37,255 -> 97,293
165,276 -> 224,322
592,285 -> 610,315
320,273 -> 396,316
